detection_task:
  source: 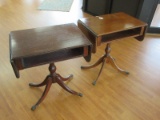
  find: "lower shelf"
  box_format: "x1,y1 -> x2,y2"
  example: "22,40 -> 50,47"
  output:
22,47 -> 85,68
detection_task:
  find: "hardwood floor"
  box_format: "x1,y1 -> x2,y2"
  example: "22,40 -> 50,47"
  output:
0,0 -> 160,120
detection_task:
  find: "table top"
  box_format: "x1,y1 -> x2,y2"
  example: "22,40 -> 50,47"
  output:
10,23 -> 92,78
10,23 -> 91,59
78,12 -> 147,37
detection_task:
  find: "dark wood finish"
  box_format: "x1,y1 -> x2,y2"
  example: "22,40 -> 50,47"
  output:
78,12 -> 147,53
10,23 -> 92,78
81,43 -> 129,85
1,0 -> 160,119
29,63 -> 82,111
83,0 -> 160,34
78,12 -> 147,84
9,23 -> 92,110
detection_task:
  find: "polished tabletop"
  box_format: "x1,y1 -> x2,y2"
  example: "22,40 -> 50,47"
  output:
10,23 -> 92,78
10,23 -> 91,59
78,12 -> 147,36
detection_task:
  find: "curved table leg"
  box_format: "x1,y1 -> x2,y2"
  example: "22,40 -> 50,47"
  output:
92,58 -> 106,85
81,54 -> 106,69
30,63 -> 82,110
49,63 -> 82,97
56,74 -> 83,97
81,43 -> 129,85
29,75 -> 50,87
31,77 -> 52,111
109,56 -> 129,75
56,73 -> 73,81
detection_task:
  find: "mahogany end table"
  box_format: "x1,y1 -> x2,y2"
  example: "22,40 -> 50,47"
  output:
9,23 -> 92,110
78,12 -> 147,85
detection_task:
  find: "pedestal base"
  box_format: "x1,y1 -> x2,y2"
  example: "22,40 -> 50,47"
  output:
29,63 -> 82,110
81,43 -> 129,85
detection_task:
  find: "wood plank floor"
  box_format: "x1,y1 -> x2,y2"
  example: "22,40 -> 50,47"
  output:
0,0 -> 160,120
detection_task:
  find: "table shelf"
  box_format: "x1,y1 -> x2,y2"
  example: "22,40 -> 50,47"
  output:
22,47 -> 85,68
101,27 -> 142,43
